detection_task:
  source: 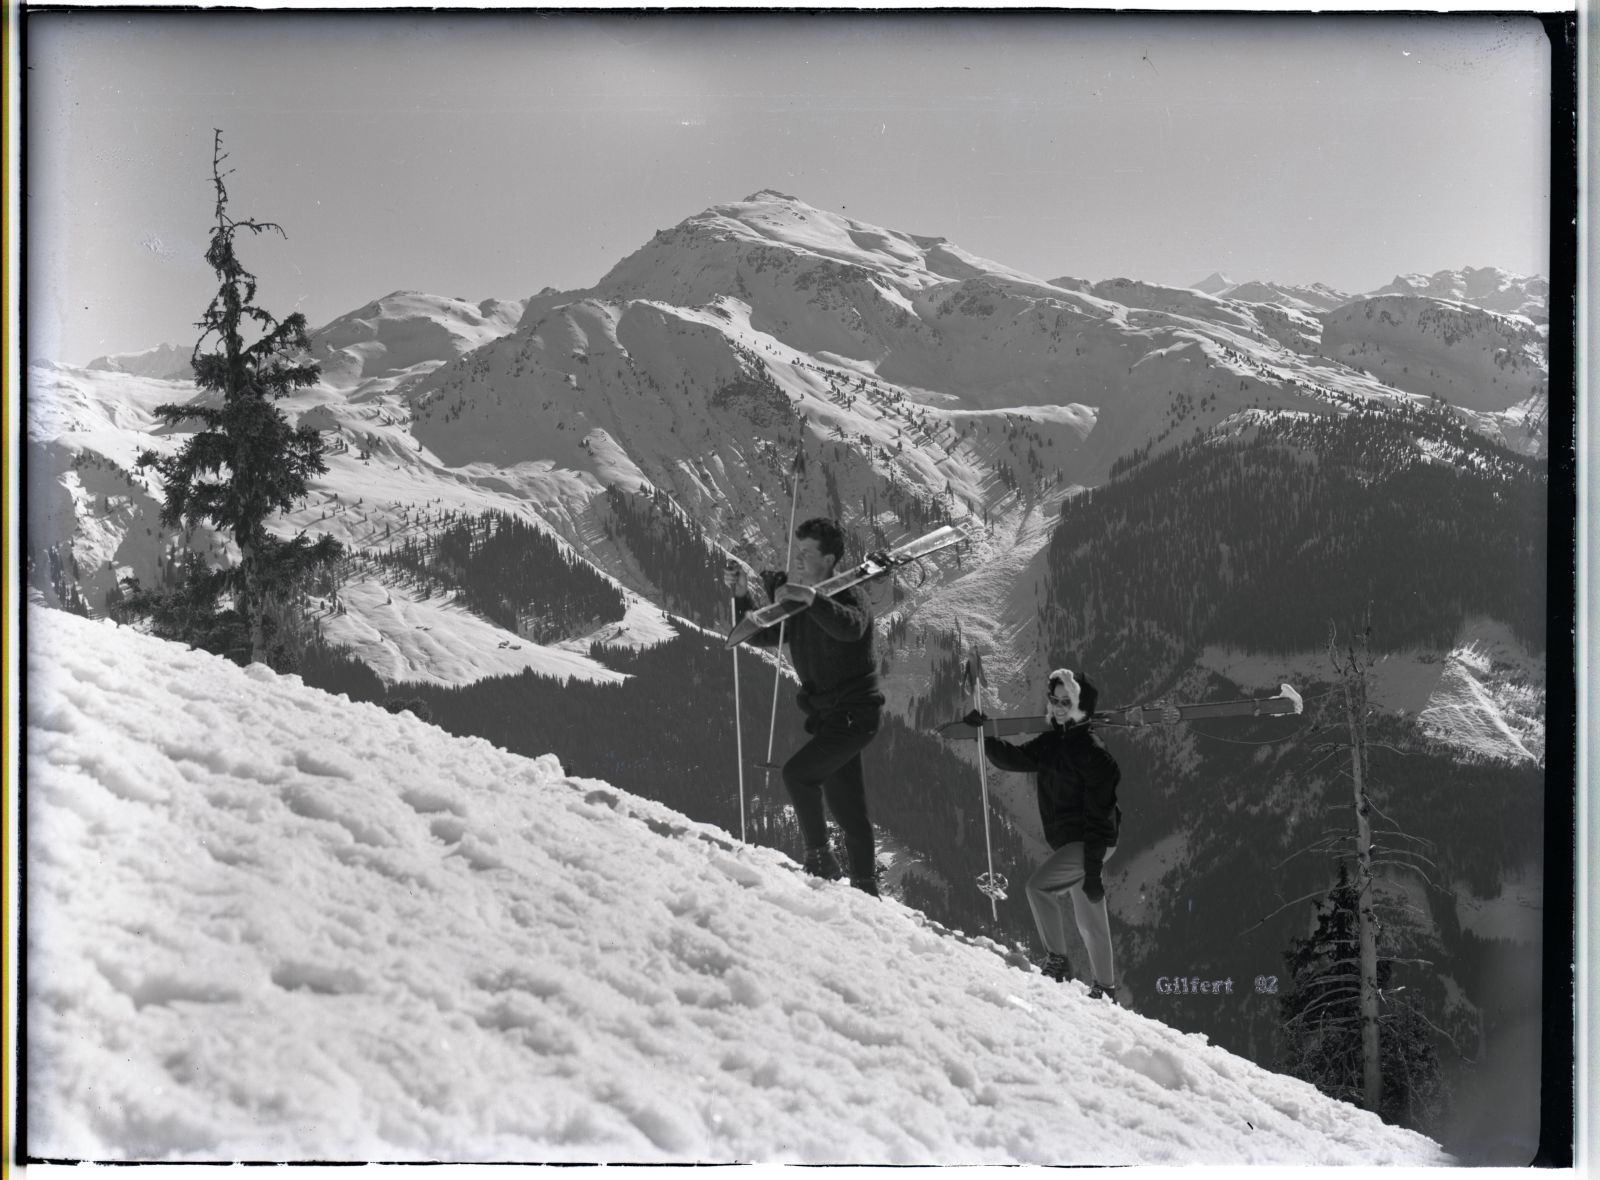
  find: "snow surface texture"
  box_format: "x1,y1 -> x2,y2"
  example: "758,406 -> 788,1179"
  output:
26,606 -> 1452,1165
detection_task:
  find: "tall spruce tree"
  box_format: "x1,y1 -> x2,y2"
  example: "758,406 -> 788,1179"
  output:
1277,865 -> 1446,1133
137,129 -> 340,667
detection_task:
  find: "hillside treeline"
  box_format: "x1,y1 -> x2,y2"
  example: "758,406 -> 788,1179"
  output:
301,627 -> 1040,950
604,486 -> 730,630
907,627 -> 992,732
1041,408 -> 1546,696
368,510 -> 626,641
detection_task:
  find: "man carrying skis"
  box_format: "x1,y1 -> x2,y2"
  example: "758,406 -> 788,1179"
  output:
967,668 -> 1122,1000
725,517 -> 885,896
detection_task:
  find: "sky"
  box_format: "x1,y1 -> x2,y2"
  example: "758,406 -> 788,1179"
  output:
23,600 -> 1458,1165
25,11 -> 1554,366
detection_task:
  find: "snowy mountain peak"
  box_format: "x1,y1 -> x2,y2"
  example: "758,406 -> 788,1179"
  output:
309,289 -> 528,392
596,191 -> 1064,315
1185,275 -> 1352,313
1190,271 -> 1234,295
743,187 -> 802,203
321,289 -> 525,329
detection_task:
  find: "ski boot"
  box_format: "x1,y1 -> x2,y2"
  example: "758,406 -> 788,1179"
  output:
848,869 -> 881,898
1087,981 -> 1118,1002
802,846 -> 843,881
1041,952 -> 1074,983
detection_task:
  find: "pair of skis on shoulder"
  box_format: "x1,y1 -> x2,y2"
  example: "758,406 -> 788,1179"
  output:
724,524 -> 967,649
941,683 -> 1301,905
937,683 -> 1304,739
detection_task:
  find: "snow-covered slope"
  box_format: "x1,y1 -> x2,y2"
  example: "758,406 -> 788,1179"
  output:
25,365 -> 207,612
24,349 -> 655,688
25,605 -> 1453,1165
1318,295 -> 1547,413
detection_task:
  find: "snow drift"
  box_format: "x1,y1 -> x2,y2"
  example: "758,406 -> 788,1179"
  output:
25,606 -> 1451,1165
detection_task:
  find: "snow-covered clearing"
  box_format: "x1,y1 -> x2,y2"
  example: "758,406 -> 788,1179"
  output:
315,579 -> 631,689
25,606 -> 1451,1165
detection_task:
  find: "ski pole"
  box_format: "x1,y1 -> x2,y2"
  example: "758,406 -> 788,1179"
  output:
974,676 -> 999,921
965,655 -> 1005,919
762,619 -> 787,774
761,445 -> 806,780
731,594 -> 747,842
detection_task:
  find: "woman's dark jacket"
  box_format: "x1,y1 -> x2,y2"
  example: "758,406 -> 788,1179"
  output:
982,722 -> 1121,853
734,571 -> 885,722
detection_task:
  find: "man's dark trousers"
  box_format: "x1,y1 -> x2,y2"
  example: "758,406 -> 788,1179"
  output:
782,705 -> 880,877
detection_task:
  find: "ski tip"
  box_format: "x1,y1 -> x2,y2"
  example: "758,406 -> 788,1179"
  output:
1278,683 -> 1304,714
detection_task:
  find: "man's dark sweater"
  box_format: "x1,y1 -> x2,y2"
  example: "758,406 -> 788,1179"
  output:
735,572 -> 885,719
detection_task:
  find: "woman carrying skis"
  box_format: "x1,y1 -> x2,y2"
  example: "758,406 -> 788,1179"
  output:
966,668 -> 1123,1000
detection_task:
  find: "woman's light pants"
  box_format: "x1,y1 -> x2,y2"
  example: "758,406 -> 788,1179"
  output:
1025,841 -> 1117,987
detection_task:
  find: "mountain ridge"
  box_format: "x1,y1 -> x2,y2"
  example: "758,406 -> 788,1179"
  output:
34,190 -> 1549,719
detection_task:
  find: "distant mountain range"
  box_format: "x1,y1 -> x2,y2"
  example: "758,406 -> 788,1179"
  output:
85,341 -> 194,382
1370,266 -> 1548,322
1187,272 -> 1353,313
1187,265 -> 1547,323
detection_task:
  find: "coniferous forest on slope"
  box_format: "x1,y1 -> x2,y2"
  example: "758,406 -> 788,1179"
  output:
603,486 -> 731,632
365,510 -> 627,642
1041,408 -> 1546,700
